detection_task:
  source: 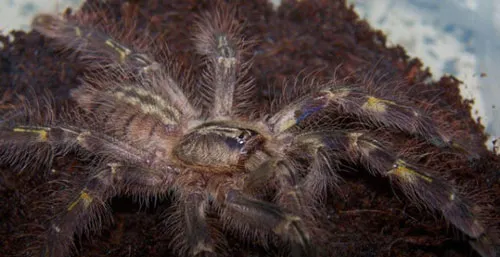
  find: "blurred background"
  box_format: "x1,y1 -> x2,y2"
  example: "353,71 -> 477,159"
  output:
1,0 -> 499,150
347,0 -> 500,152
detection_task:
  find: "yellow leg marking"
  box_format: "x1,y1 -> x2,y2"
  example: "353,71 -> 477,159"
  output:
286,190 -> 298,197
67,190 -> 93,211
348,132 -> 363,147
273,215 -> 302,234
320,88 -> 351,100
74,27 -> 82,37
362,96 -> 395,113
76,131 -> 91,143
280,118 -> 297,132
107,162 -> 120,174
217,35 -> 229,49
388,159 -> 433,183
12,127 -> 49,141
104,39 -> 131,62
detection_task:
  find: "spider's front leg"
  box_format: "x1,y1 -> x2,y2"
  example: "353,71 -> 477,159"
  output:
292,131 -> 496,257
194,6 -> 252,118
269,85 -> 468,153
0,125 -> 153,168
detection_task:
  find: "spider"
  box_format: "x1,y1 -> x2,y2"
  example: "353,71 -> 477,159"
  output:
0,1 -> 496,257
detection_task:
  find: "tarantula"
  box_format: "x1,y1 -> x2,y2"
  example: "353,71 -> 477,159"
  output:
0,2 -> 496,257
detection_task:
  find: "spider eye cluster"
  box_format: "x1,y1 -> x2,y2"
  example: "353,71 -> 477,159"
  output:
227,129 -> 257,151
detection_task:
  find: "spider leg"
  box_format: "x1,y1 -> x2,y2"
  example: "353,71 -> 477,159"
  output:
31,14 -> 199,118
271,160 -> 310,216
32,14 -> 159,73
270,86 -> 457,150
35,162 -> 174,257
194,7 -> 248,118
170,192 -> 217,257
292,131 -> 495,254
36,163 -> 111,256
0,125 -> 171,170
38,164 -> 115,257
221,188 -> 312,256
272,160 -> 316,256
245,158 -> 314,254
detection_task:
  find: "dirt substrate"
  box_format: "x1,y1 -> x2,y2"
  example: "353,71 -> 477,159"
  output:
0,0 -> 499,256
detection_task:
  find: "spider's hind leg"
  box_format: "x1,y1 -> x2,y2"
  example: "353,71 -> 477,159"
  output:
169,191 -> 219,257
33,163 -> 118,257
26,162 -> 174,257
293,131 -> 496,257
220,187 -> 313,257
271,160 -> 317,256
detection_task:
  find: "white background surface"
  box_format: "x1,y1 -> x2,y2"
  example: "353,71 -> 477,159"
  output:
346,0 -> 500,151
0,0 -> 83,32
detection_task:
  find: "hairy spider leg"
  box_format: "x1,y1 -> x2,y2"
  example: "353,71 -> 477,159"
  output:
242,156 -> 315,256
166,169 -> 313,257
0,123 -> 177,256
0,125 -> 173,171
31,14 -> 199,118
292,131 -> 496,256
0,126 -> 55,171
291,135 -> 342,204
32,14 -> 159,73
181,194 -> 215,256
36,163 -> 173,257
270,160 -> 315,256
269,86 -> 465,152
169,191 -> 218,257
39,169 -> 115,257
219,185 -> 312,256
194,7 -> 247,118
